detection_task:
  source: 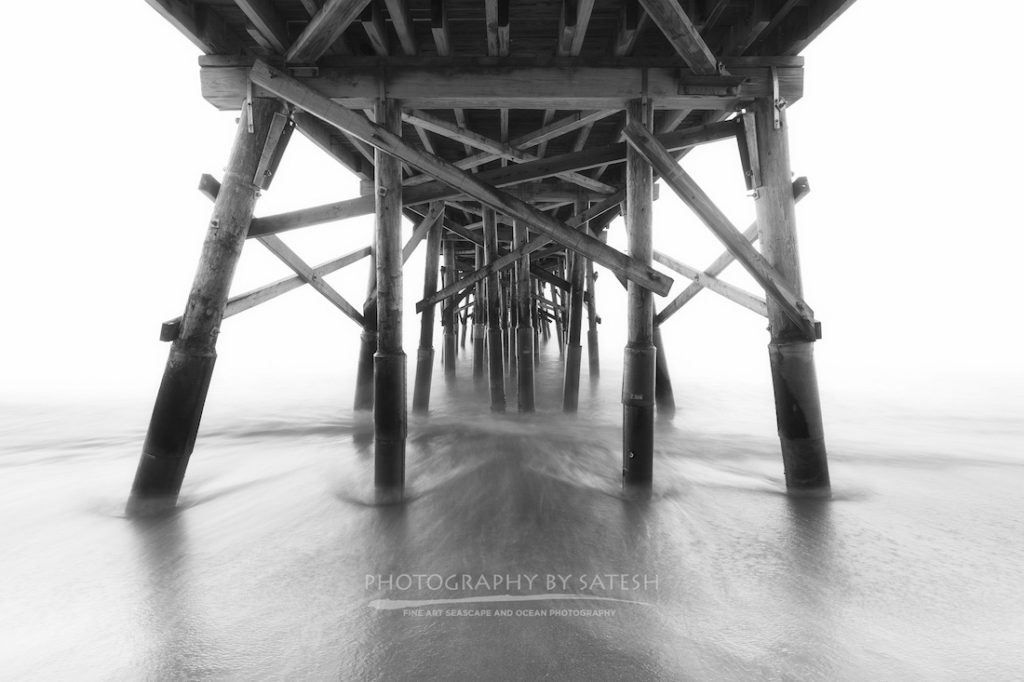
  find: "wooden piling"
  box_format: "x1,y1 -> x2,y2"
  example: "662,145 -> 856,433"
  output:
753,97 -> 830,493
483,208 -> 506,410
622,99 -> 656,486
586,256 -> 600,376
653,322 -> 676,414
473,245 -> 486,380
128,97 -> 285,512
373,99 -> 406,493
354,251 -> 377,411
442,241 -> 457,378
514,219 -> 535,411
562,198 -> 587,411
412,204 -> 443,413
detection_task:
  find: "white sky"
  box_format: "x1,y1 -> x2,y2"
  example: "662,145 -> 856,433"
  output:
2,1 -> 1022,414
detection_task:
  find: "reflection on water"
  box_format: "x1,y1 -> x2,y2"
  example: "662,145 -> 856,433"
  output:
0,341 -> 1023,680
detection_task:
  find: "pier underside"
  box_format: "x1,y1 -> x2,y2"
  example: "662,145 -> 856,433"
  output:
130,0 -> 853,510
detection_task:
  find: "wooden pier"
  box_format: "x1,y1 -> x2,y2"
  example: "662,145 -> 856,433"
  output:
129,0 -> 853,511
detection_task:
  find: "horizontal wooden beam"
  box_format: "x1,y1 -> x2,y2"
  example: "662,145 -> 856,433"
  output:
160,245 -> 370,341
249,119 -> 734,236
623,119 -> 815,338
203,60 -> 802,110
656,177 -> 809,324
653,250 -> 767,317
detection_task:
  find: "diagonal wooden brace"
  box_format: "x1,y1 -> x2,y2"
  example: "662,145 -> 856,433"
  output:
258,234 -> 365,326
249,60 -> 672,297
622,119 -> 817,340
653,250 -> 767,317
656,177 -> 809,324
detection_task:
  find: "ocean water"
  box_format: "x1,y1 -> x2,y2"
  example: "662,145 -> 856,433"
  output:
1,335 -> 1022,681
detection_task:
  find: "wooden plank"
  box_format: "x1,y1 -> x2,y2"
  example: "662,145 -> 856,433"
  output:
359,1 -> 389,55
622,119 -> 815,337
430,0 -> 451,56
653,250 -> 767,316
235,0 -> 290,53
287,0 -> 373,63
638,0 -> 722,75
144,0 -> 244,54
249,61 -> 673,295
201,63 -> 803,110
257,234 -> 365,325
558,0 -> 597,57
656,177 -> 808,324
485,0 -> 510,56
249,119 -> 733,237
383,0 -> 417,55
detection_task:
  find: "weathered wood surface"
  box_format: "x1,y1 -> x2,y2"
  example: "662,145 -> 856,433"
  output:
638,0 -> 721,74
249,120 -> 735,237
258,234 -> 365,325
204,60 -> 804,110
249,60 -> 672,296
287,0 -> 372,64
622,118 -> 816,340
656,177 -> 809,325
653,250 -> 767,317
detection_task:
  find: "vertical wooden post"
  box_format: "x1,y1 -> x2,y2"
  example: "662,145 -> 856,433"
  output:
622,99 -> 656,486
412,203 -> 444,413
506,270 -> 517,376
128,97 -> 284,512
653,321 -> 676,413
373,98 -> 406,493
562,199 -> 587,411
354,251 -> 377,411
442,241 -> 457,378
753,97 -> 830,493
553,275 -> 565,352
483,208 -> 506,411
514,219 -> 535,411
473,245 -> 486,380
586,256 -> 600,376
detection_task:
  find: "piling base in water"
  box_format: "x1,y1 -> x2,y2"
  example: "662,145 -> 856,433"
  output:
769,341 -> 830,493
129,348 -> 216,509
374,352 -> 407,489
621,345 -> 655,485
412,347 -> 434,413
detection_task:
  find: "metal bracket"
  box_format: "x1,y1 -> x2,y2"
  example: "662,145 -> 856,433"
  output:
771,66 -> 786,129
